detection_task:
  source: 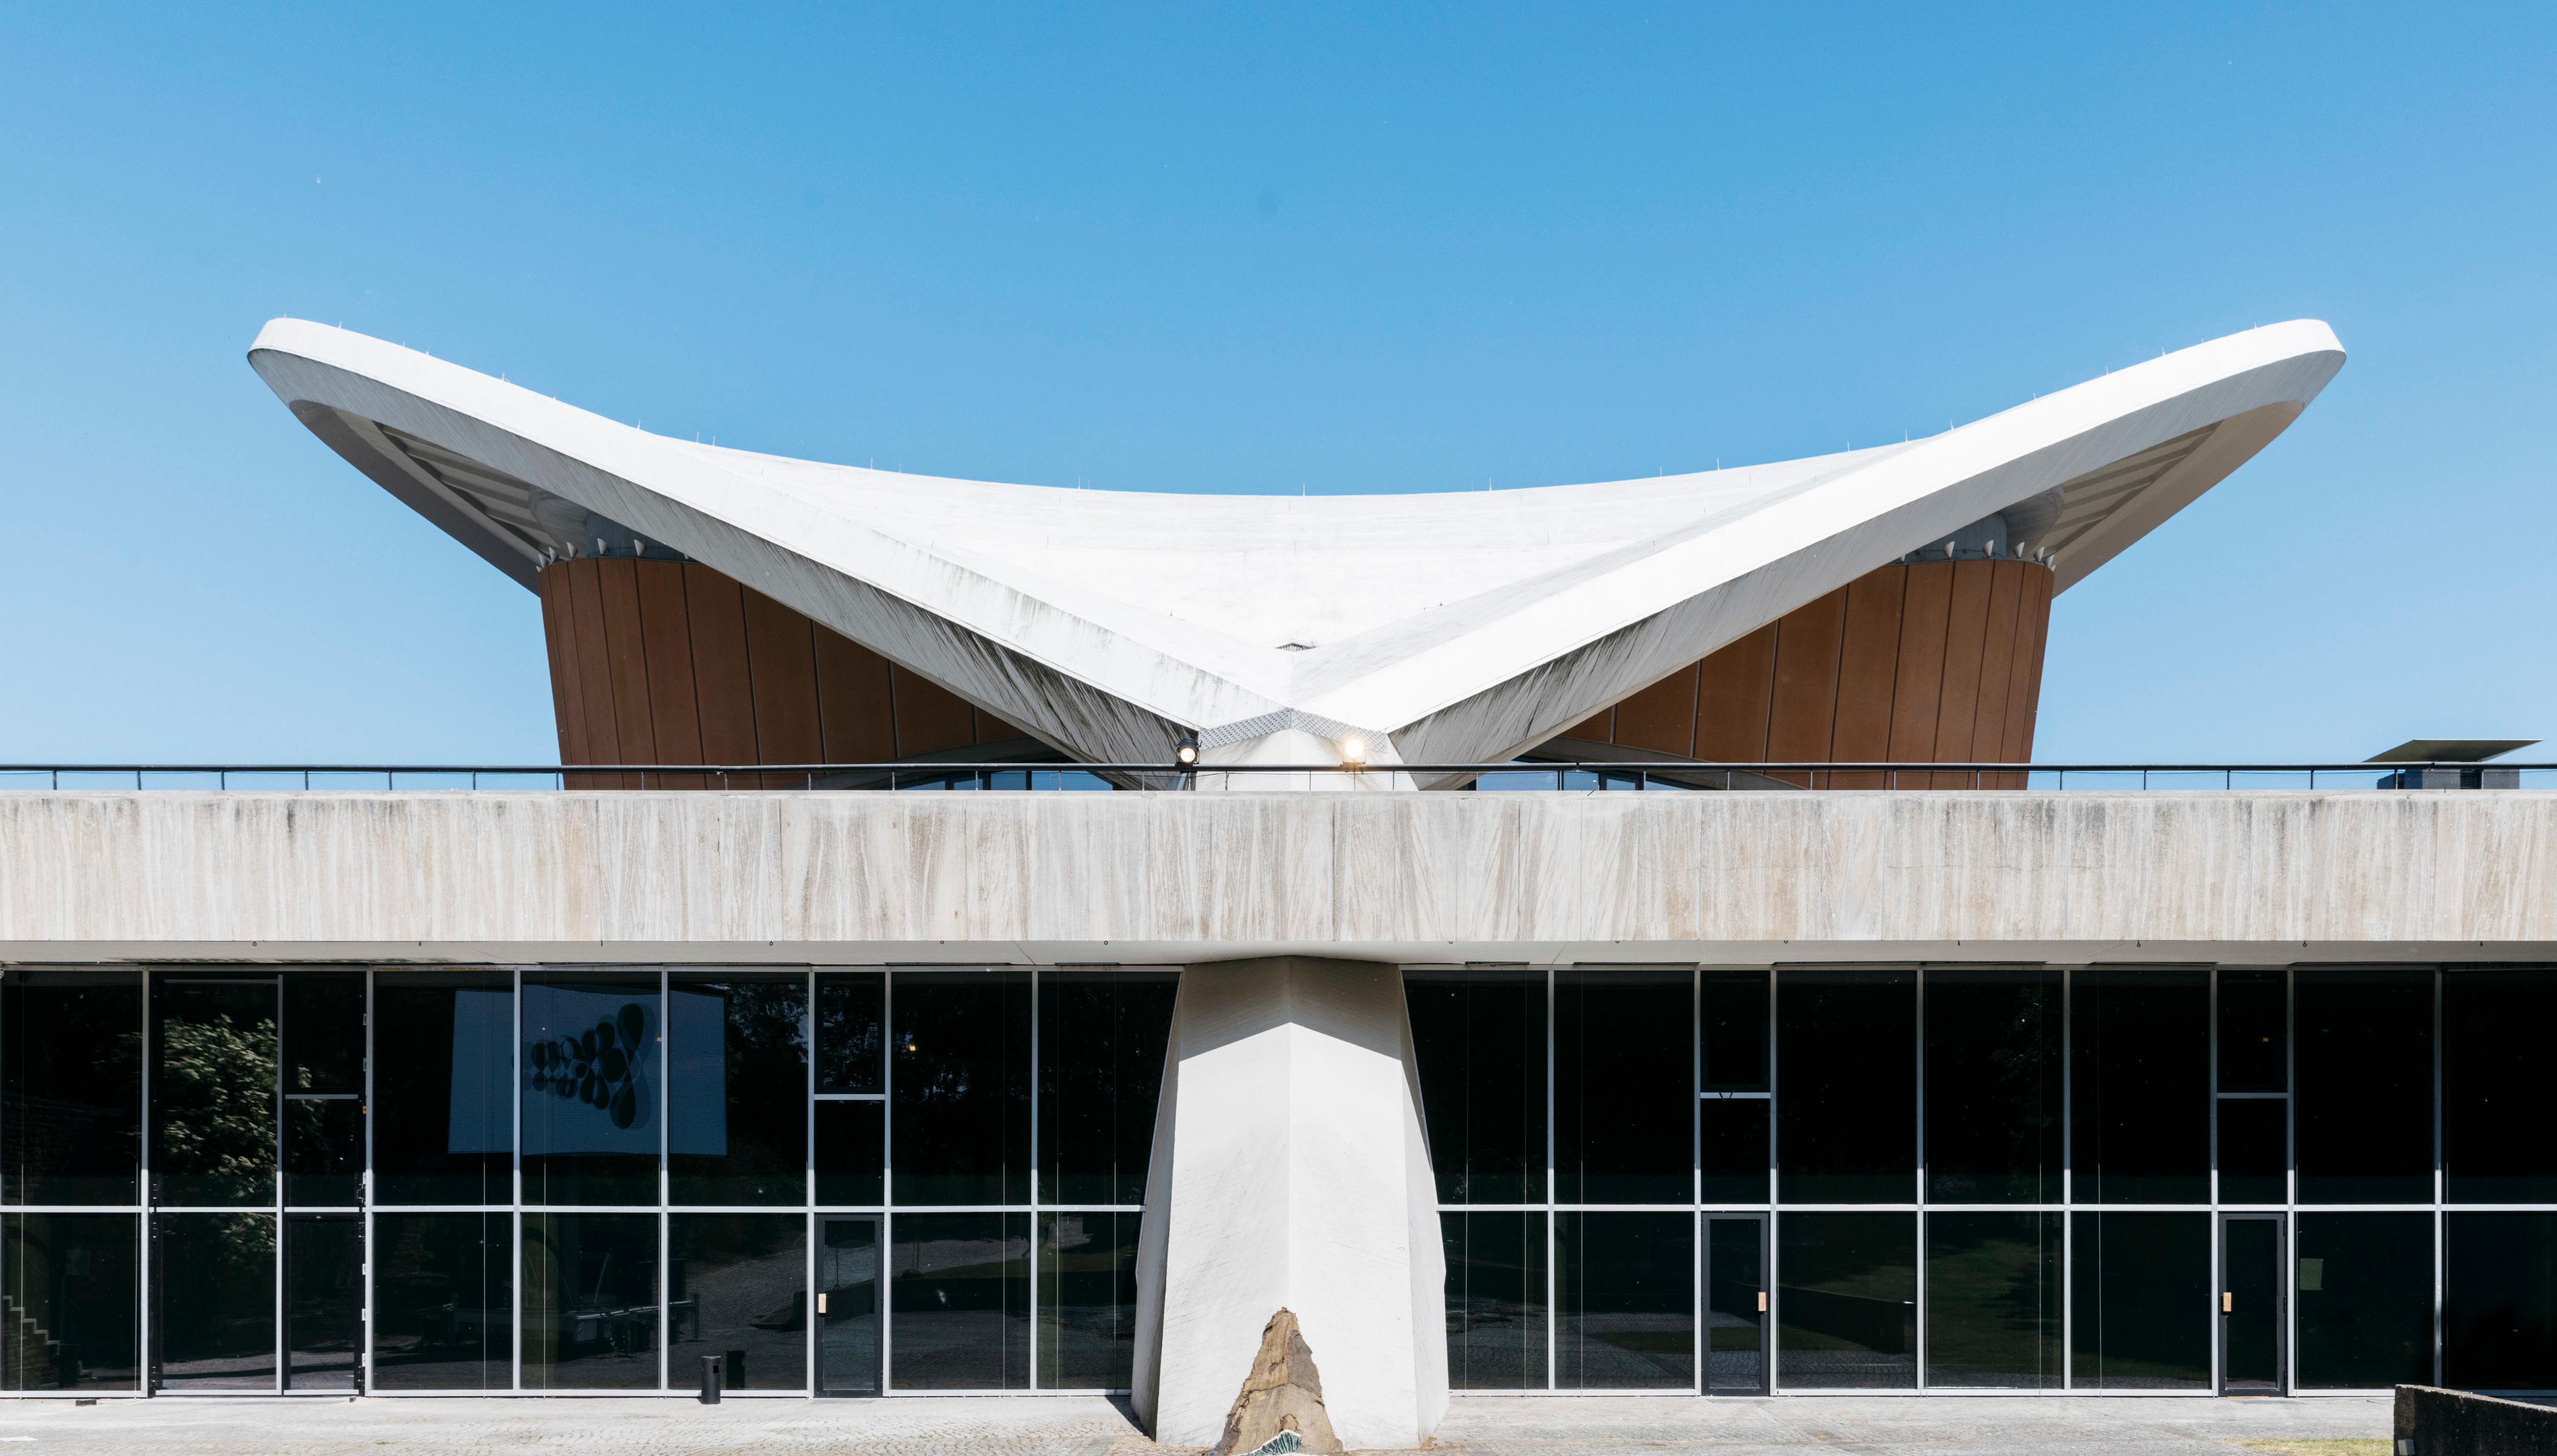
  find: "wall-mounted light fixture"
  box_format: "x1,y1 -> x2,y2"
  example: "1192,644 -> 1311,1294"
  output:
1174,736 -> 1200,766
1340,737 -> 1368,768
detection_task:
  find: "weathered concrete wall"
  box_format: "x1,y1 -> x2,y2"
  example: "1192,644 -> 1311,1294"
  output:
2,790 -> 2553,961
2394,1383 -> 2557,1453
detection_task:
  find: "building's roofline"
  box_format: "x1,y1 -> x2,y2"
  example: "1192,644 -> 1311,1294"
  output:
248,320 -> 2343,767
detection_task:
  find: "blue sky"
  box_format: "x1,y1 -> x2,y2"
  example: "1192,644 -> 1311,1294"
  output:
3,4 -> 2551,763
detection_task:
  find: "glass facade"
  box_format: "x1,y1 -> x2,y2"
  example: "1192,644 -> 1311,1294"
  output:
0,965 -> 1171,1395
2,959 -> 2549,1398
1407,966 -> 2545,1395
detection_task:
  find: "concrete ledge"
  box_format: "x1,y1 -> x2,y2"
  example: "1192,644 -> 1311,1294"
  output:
2,789 -> 2553,961
2395,1384 -> 2557,1454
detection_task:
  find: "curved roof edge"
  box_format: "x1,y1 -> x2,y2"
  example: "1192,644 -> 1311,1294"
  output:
248,320 -> 2343,770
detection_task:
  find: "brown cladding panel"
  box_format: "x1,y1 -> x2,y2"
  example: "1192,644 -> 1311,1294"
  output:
1884,561 -> 1954,777
564,562 -> 629,786
537,567 -> 589,770
534,564 -> 603,781
813,627 -> 897,763
634,562 -> 706,786
1694,624 -> 1779,762
1612,666 -> 1699,756
1967,561 -> 2025,767
683,565 -> 761,781
1928,560 -> 1994,789
891,668 -> 980,757
1997,566 -> 2056,786
1765,588 -> 1849,784
595,559 -> 661,783
976,711 -> 1027,743
1565,708 -> 1615,742
742,587 -> 823,783
1828,566 -> 1908,787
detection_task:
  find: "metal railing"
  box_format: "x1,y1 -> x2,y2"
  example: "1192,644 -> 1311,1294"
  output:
2,761 -> 2552,792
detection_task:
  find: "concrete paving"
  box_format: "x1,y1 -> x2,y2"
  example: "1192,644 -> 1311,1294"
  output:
0,1394 -> 2390,1455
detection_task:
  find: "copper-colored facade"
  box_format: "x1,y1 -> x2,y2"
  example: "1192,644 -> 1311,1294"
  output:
541,556 -> 2051,786
536,557 -> 1026,785
1556,558 -> 2054,786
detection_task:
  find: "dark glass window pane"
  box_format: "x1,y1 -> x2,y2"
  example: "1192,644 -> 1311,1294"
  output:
817,1216 -> 881,1395
1038,1211 -> 1140,1390
816,1100 -> 885,1205
1777,1212 -> 1916,1389
1556,973 -> 1688,1204
1925,1212 -> 2061,1389
2217,969 -> 2287,1093
1556,1212 -> 1691,1390
282,971 -> 364,1095
669,1213 -> 807,1390
1701,972 -> 1768,1091
372,1211 -> 511,1390
2446,1213 -> 2557,1392
284,1214 -> 361,1390
1039,972 -> 1178,1206
1442,1210 -> 1547,1390
892,973 -> 1030,1207
2071,971 -> 2208,1205
1704,1217 -> 1765,1394
2069,1212 -> 2209,1389
523,973 -> 661,1207
2297,1213 -> 2432,1390
2218,1099 -> 2287,1204
1409,971 -> 1546,1206
1700,1099 -> 1769,1204
284,1098 -> 363,1207
669,972 -> 808,1207
154,1211 -> 277,1391
816,972 -> 884,1093
374,971 -> 513,1207
2445,971 -> 2557,1203
1924,971 -> 2061,1203
889,1212 -> 1029,1389
1777,971 -> 1915,1204
2296,970 -> 2432,1204
1,1213 -> 139,1391
151,977 -> 278,1208
523,1212 -> 659,1390
3,971 -> 142,1205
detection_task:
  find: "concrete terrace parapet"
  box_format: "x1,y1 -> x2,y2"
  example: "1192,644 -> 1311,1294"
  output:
0,789 -> 2552,964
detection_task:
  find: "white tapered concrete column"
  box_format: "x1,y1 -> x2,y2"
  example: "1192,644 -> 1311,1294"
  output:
1131,957 -> 1447,1449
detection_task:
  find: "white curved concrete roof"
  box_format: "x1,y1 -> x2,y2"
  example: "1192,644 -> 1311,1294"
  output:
249,319 -> 2343,770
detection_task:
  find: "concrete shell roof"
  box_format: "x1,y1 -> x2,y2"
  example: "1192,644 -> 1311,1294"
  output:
249,319 -> 2343,768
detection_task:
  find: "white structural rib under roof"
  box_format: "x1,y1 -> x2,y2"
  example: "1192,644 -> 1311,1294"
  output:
249,319 -> 2344,775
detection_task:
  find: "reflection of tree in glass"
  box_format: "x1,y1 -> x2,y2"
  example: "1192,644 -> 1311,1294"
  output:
716,982 -> 808,1185
158,1012 -> 279,1214
815,977 -> 881,1090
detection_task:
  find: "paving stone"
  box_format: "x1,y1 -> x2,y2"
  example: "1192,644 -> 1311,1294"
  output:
0,1393 -> 2389,1456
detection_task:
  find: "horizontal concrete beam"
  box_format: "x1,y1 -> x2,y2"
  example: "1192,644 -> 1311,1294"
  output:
2,790 -> 2552,964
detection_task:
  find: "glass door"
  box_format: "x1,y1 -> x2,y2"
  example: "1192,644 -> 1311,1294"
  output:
817,1216 -> 881,1395
2219,1215 -> 2285,1394
285,1215 -> 364,1391
1704,1214 -> 1768,1394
